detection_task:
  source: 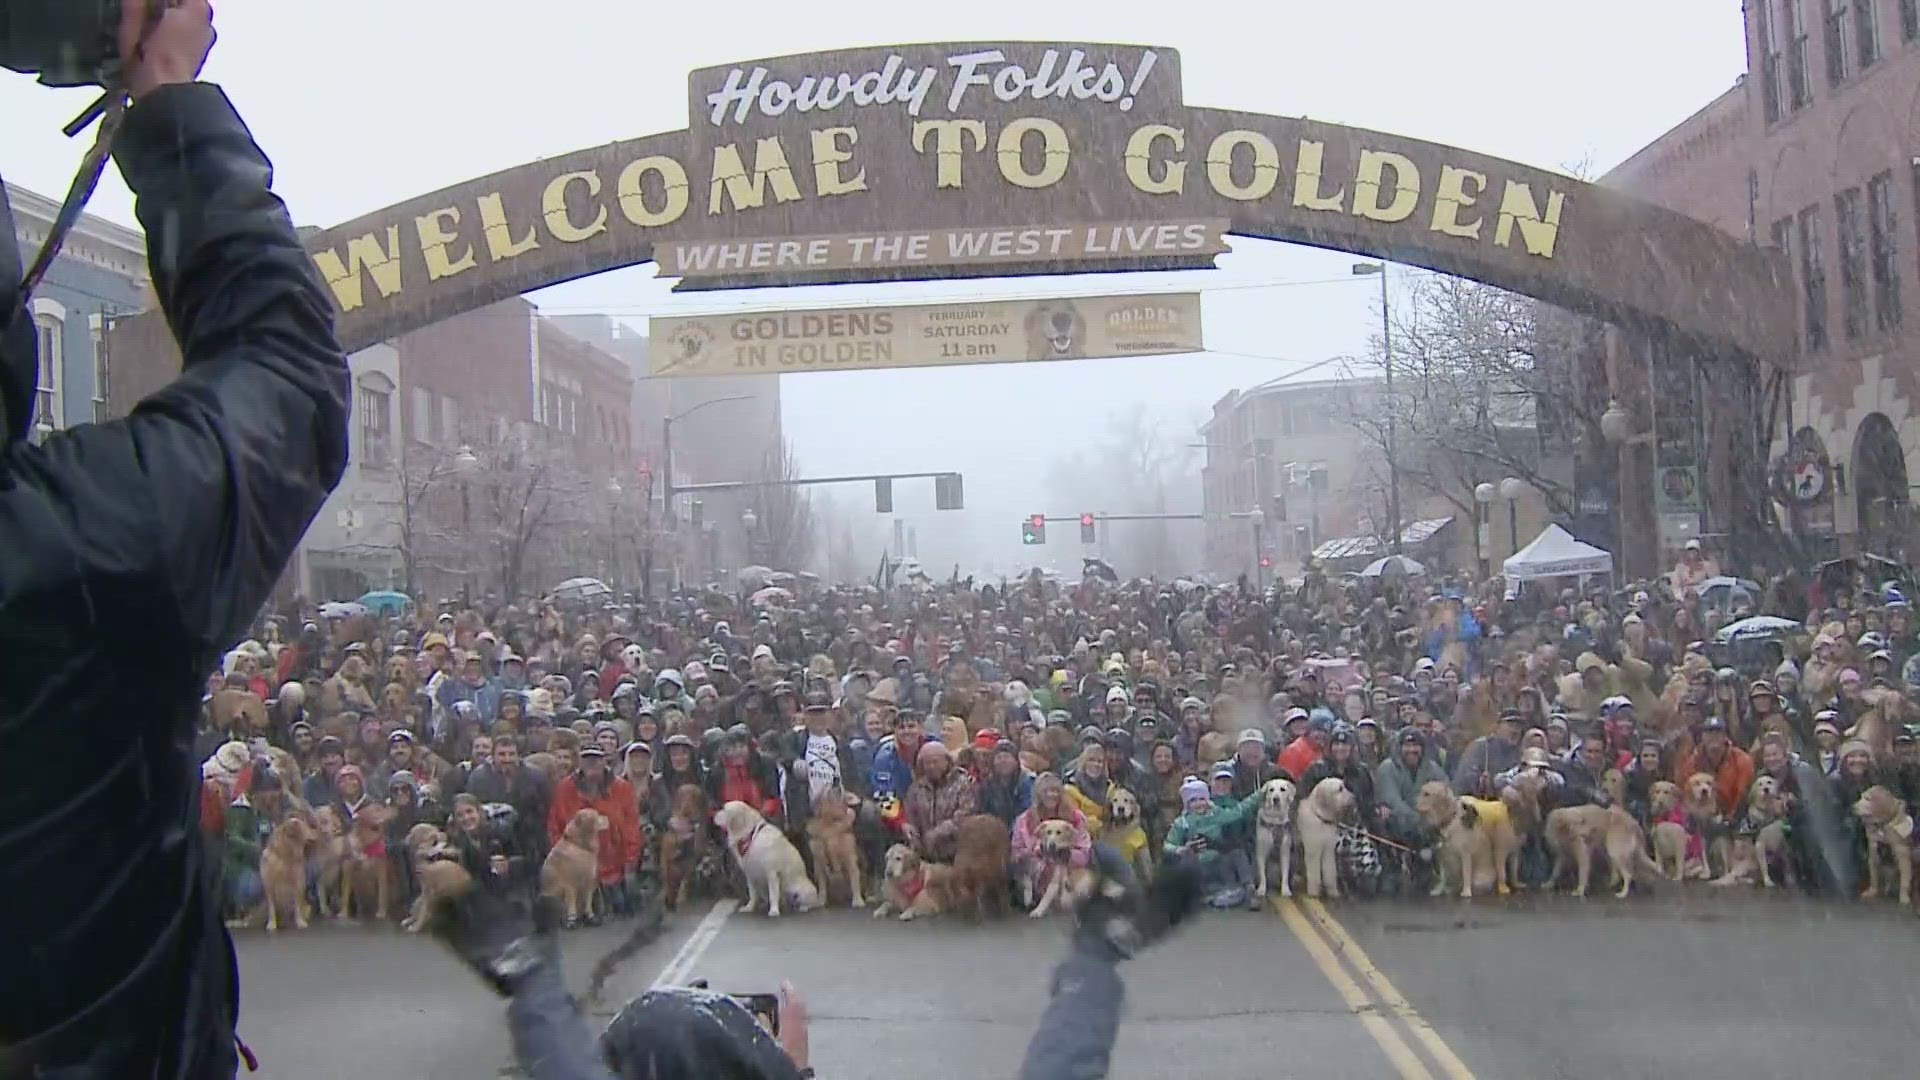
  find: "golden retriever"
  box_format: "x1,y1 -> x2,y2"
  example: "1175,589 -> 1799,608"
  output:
1104,787 -> 1153,883
714,800 -> 818,917
1683,772 -> 1730,877
806,786 -> 865,909
401,823 -> 474,933
1254,777 -> 1297,900
873,843 -> 956,921
1648,781 -> 1690,882
1853,785 -> 1914,907
1299,777 -> 1356,899
1748,777 -> 1793,888
659,783 -> 715,912
309,805 -> 348,917
259,816 -> 314,932
1547,803 -> 1661,898
543,808 -> 609,926
948,814 -> 1013,919
1416,781 -> 1516,898
341,806 -> 394,922
1026,819 -> 1095,918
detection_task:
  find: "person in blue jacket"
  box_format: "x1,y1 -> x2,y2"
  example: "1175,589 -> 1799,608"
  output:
866,709 -> 940,800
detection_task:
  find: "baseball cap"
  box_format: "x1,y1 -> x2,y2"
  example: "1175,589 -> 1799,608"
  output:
1210,762 -> 1236,780
802,688 -> 833,711
1237,727 -> 1267,746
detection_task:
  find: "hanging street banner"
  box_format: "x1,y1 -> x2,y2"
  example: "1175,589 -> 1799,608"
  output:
650,293 -> 1202,377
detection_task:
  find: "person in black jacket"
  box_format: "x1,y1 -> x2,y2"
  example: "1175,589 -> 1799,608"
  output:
0,4 -> 349,1076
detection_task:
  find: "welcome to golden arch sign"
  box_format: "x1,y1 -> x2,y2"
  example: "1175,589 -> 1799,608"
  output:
303,42 -> 1796,365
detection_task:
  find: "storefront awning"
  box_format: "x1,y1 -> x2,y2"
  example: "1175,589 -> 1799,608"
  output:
1311,517 -> 1454,562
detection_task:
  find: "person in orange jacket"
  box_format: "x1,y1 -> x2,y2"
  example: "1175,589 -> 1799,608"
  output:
1678,716 -> 1755,819
548,745 -> 643,922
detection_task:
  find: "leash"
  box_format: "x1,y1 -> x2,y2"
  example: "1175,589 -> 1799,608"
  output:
1334,820 -> 1419,855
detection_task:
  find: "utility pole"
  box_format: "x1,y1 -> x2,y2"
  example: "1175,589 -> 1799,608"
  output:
1352,262 -> 1402,553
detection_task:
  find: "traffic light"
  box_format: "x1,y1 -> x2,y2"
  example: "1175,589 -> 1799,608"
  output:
689,499 -> 704,530
935,472 -> 964,510
1259,554 -> 1273,569
1022,514 -> 1047,545
875,477 -> 893,514
1079,512 -> 1096,544
1271,493 -> 1287,521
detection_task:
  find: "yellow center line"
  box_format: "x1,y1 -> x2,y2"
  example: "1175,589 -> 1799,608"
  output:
1303,898 -> 1479,1080
1273,897 -> 1435,1080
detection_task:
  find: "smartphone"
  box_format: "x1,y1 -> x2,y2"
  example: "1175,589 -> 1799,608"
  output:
731,992 -> 782,1035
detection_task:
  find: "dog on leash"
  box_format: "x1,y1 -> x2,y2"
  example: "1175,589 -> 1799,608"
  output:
1683,772 -> 1730,878
1254,777 -> 1297,899
340,805 -> 394,922
259,816 -> 314,932
1546,801 -> 1661,898
806,786 -> 865,909
1299,777 -> 1356,899
1416,781 -> 1516,898
543,808 -> 609,927
1854,785 -> 1915,907
1714,775 -> 1790,887
715,800 -> 819,917
309,805 -> 348,918
949,814 -> 1013,919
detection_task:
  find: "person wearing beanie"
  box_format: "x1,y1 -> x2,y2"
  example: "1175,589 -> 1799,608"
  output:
222,760 -> 291,922
980,738 -> 1034,828
1010,773 -> 1093,906
1162,767 -> 1263,908
904,740 -> 979,862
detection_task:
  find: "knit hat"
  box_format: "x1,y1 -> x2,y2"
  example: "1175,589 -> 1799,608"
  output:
1838,739 -> 1873,762
387,769 -> 417,791
1180,777 -> 1211,807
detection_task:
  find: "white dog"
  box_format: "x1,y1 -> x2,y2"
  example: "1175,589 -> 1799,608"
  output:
714,800 -> 819,917
1254,777 -> 1297,899
1298,777 -> 1356,900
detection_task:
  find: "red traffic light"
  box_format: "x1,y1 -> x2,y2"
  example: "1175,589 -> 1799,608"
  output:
1079,513 -> 1095,527
1031,514 -> 1046,528
1259,555 -> 1273,568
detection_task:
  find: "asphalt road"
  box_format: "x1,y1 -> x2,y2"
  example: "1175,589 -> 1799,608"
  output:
232,889 -> 1920,1080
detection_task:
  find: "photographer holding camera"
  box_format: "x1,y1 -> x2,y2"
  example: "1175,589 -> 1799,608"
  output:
0,2 -> 349,1076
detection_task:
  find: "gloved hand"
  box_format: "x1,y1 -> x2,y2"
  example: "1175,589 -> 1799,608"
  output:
431,888 -> 565,997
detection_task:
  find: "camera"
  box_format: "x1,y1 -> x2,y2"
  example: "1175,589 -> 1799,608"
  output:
0,0 -> 125,88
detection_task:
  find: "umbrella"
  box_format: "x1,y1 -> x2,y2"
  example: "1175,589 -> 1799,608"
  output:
318,601 -> 368,620
356,590 -> 412,617
737,565 -> 777,589
750,586 -> 794,607
551,577 -> 614,605
1359,555 -> 1427,578
1712,616 -> 1805,646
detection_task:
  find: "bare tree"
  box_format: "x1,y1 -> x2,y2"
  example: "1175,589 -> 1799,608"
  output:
1043,406 -> 1201,577
1343,273 -> 1601,521
748,439 -> 815,571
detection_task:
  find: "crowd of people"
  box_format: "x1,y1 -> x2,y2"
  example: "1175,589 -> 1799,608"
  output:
199,547 -> 1920,929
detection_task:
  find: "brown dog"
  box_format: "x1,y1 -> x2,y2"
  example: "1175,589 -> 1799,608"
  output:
340,805 -> 394,922
259,816 -> 314,932
309,806 -> 348,917
1417,781 -> 1516,898
401,823 -> 473,933
1648,781 -> 1689,881
660,784 -> 719,912
543,808 -> 609,926
1853,785 -> 1915,906
947,814 -> 1012,919
1546,802 -> 1661,898
1683,772 -> 1729,877
872,844 -> 956,921
1026,819 -> 1095,918
805,786 -> 865,909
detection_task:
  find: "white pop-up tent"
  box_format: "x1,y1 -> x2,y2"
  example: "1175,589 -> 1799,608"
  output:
1502,524 -> 1614,581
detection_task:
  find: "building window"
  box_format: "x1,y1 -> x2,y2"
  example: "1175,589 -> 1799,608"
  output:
1788,0 -> 1815,107
1824,1 -> 1853,85
32,308 -> 64,436
1867,170 -> 1902,331
1799,205 -> 1829,352
357,382 -> 391,466
1856,0 -> 1883,65
1903,0 -> 1919,41
1760,0 -> 1785,121
440,393 -> 459,443
1835,186 -> 1870,340
87,312 -> 111,424
411,386 -> 433,443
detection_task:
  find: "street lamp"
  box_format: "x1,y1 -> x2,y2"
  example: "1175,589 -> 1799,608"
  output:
605,477 -> 623,586
1351,261 -> 1401,552
451,445 -> 479,605
1600,399 -> 1633,445
741,507 -> 758,531
1474,482 -> 1497,576
662,394 -> 753,588
1500,476 -> 1526,553
1248,507 -> 1266,589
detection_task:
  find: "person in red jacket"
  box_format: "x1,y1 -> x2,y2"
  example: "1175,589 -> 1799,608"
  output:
548,745 -> 643,923
705,725 -> 784,824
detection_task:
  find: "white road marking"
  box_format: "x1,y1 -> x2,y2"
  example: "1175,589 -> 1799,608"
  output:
649,898 -> 737,989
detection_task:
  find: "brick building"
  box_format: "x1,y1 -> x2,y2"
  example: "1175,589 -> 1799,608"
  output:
1599,0 -> 1920,563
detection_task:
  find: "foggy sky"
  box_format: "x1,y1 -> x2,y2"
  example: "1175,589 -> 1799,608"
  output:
0,1 -> 1749,571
